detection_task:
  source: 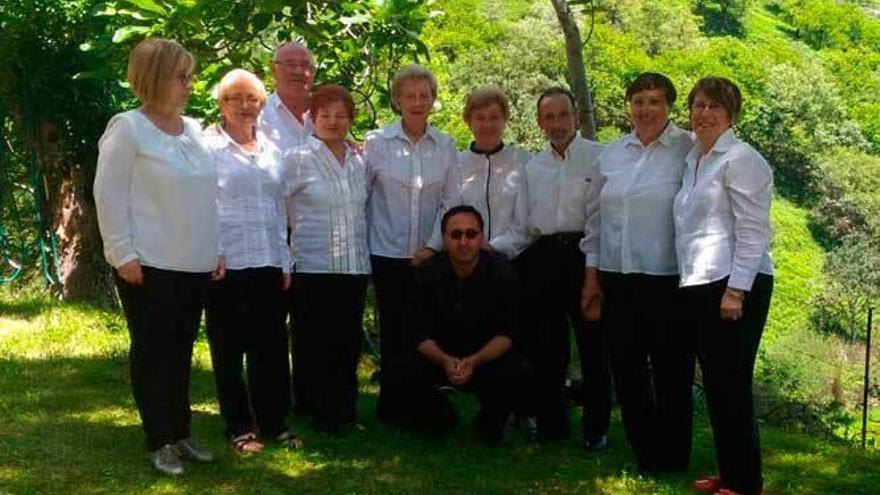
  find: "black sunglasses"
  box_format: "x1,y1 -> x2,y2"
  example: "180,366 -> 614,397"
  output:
449,229 -> 481,240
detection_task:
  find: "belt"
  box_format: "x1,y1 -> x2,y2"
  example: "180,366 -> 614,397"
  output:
538,232 -> 582,245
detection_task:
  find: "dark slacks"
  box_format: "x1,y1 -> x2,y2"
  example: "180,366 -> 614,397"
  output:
205,267 -> 291,438
114,266 -> 210,451
370,255 -> 416,422
601,272 -> 695,471
681,274 -> 773,495
291,272 -> 368,431
516,234 -> 612,440
384,350 -> 537,441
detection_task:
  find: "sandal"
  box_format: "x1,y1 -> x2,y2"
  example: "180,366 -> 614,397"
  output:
230,432 -> 264,453
276,430 -> 304,449
693,476 -> 723,492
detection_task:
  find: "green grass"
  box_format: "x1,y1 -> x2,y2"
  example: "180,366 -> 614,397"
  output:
1,287 -> 879,495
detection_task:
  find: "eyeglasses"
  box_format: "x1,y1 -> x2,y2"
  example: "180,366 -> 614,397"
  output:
223,94 -> 261,105
690,101 -> 724,113
273,60 -> 313,70
449,229 -> 481,240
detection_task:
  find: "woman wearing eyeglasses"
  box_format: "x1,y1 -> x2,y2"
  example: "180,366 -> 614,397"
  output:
94,38 -> 223,475
284,84 -> 371,436
676,77 -> 774,495
203,69 -> 302,453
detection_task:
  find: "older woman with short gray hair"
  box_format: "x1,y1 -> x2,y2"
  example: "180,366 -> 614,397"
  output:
204,68 -> 302,453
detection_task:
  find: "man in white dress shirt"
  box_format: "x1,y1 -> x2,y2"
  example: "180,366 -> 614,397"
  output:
514,88 -> 612,447
260,42 -> 315,150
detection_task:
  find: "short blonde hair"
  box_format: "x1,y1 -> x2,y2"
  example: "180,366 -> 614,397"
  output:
127,38 -> 195,104
390,64 -> 438,109
213,68 -> 267,104
462,86 -> 510,122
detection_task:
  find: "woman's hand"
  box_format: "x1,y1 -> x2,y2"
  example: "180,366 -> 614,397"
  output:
720,288 -> 744,321
211,256 -> 226,281
282,273 -> 292,290
411,247 -> 436,266
117,259 -> 144,286
580,268 -> 603,321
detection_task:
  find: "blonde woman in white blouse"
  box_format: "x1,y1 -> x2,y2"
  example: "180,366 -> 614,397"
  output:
204,69 -> 302,453
94,38 -> 222,476
676,77 -> 773,495
580,73 -> 695,472
364,65 -> 461,424
284,84 -> 370,436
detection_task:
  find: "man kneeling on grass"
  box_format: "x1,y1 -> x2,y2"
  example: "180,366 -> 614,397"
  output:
382,205 -> 537,445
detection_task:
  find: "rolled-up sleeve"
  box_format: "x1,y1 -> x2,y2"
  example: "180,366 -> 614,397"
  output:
94,115 -> 138,268
725,152 -> 773,291
580,168 -> 605,267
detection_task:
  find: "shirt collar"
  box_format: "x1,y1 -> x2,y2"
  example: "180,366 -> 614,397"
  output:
437,250 -> 489,281
269,92 -> 311,126
547,134 -> 582,161
625,121 -> 681,148
215,125 -> 266,154
384,119 -> 437,145
469,141 -> 505,156
307,135 -> 356,164
686,127 -> 738,164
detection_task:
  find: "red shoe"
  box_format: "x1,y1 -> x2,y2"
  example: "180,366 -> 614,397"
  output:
693,476 -> 723,492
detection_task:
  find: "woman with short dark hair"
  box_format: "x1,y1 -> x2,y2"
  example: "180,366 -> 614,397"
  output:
677,77 -> 774,495
580,72 -> 695,472
284,84 -> 371,435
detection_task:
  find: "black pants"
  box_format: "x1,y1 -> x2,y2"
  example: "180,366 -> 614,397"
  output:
681,274 -> 773,495
205,267 -> 291,439
370,255 -> 416,422
114,266 -> 210,451
384,350 -> 537,442
291,272 -> 368,431
602,272 -> 695,471
516,234 -> 612,440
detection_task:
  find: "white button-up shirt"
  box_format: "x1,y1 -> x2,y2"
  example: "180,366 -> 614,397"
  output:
205,126 -> 289,273
364,120 -> 461,258
581,123 -> 693,275
94,109 -> 220,273
283,136 -> 370,274
259,92 -> 313,152
673,128 -> 774,290
458,144 -> 531,251
494,135 -> 603,259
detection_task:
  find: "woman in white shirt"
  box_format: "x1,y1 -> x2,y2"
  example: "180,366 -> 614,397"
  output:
203,69 -> 301,453
363,65 -> 460,424
284,84 -> 370,435
675,77 -> 774,495
579,73 -> 695,473
457,86 -> 530,254
94,38 -> 222,476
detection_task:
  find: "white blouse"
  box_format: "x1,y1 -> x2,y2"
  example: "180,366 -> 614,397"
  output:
205,126 -> 289,273
527,135 -> 604,235
457,144 -> 531,250
94,109 -> 219,273
581,123 -> 693,275
364,120 -> 461,258
673,128 -> 774,290
284,136 -> 370,275
259,92 -> 313,152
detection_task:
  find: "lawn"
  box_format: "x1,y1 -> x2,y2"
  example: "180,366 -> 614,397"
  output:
1,286 -> 878,495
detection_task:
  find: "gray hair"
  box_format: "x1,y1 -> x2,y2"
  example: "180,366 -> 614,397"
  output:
212,68 -> 267,103
391,64 -> 438,107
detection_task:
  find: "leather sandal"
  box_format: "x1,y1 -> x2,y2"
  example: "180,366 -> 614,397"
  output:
693,476 -> 723,492
230,432 -> 264,453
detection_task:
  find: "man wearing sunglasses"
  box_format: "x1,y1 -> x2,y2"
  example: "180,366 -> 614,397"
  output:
381,205 -> 536,445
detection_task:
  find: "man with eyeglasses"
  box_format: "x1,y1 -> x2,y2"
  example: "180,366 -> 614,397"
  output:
380,205 -> 536,445
504,87 -> 612,449
260,42 -> 316,151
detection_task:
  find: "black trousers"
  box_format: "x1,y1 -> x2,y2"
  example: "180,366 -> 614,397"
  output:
114,266 -> 210,451
291,272 -> 368,430
516,235 -> 612,440
384,350 -> 537,441
370,255 -> 416,422
205,267 -> 291,438
601,272 -> 695,471
681,274 -> 773,495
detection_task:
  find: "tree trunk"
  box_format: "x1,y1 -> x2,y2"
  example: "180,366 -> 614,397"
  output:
549,0 -> 597,139
35,119 -> 116,306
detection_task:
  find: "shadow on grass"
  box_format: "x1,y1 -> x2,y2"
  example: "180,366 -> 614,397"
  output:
0,293 -> 55,319
2,353 -> 879,494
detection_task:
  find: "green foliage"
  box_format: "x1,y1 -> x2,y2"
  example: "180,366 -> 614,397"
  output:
695,0 -> 753,36
812,148 -> 880,239
780,0 -> 880,50
597,0 -> 706,56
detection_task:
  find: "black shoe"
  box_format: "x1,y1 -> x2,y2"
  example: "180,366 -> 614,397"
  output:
583,435 -> 608,452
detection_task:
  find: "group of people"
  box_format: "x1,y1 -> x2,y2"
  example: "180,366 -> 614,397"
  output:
94,37 -> 774,495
